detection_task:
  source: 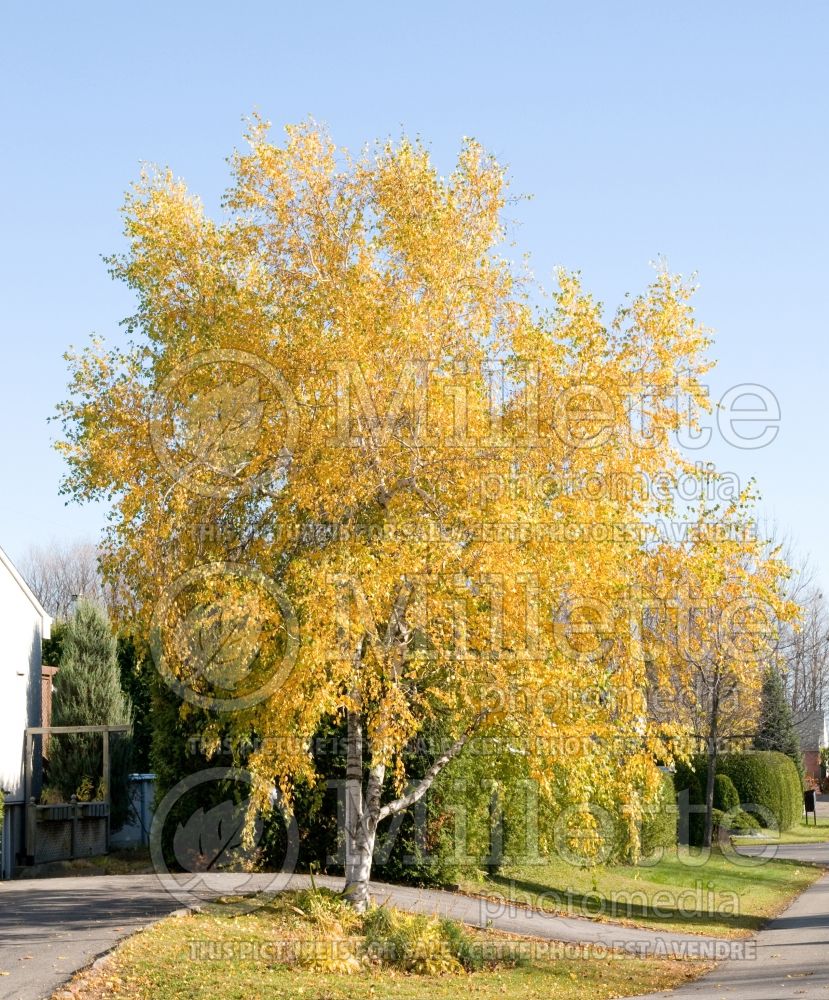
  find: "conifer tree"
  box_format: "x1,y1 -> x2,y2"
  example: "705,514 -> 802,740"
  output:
48,601 -> 132,821
755,665 -> 804,782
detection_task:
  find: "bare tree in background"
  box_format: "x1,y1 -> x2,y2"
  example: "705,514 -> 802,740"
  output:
787,585 -> 829,713
764,525 -> 829,714
19,539 -> 107,619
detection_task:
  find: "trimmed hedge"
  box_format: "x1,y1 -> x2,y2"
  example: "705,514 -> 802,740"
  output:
673,751 -> 802,841
717,751 -> 802,831
713,773 -> 740,812
641,771 -> 677,855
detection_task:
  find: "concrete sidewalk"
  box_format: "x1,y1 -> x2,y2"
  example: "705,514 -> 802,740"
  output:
0,871 -> 726,1000
626,872 -> 829,999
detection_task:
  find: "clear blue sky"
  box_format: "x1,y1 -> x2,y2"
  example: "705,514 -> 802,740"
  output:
1,2 -> 827,587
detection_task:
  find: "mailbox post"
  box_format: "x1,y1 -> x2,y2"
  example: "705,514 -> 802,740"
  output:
805,788 -> 817,826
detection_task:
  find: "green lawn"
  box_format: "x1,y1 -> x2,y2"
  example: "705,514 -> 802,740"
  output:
733,817 -> 829,845
458,846 -> 821,938
53,893 -> 710,1000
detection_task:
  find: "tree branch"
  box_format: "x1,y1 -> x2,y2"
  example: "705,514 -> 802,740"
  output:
377,715 -> 485,820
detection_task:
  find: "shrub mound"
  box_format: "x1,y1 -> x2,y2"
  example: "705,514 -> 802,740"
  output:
713,774 -> 740,812
729,809 -> 761,832
261,888 -> 517,974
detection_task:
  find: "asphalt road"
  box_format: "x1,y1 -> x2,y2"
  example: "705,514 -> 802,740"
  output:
737,841 -> 829,866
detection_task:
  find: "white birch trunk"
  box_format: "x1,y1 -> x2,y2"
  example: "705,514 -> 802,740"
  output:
342,706 -> 384,911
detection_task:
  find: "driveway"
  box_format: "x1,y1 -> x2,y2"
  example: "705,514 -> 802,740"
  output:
0,871 -> 727,1000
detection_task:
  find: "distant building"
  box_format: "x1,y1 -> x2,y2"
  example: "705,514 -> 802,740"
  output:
0,545 -> 52,879
792,709 -> 828,782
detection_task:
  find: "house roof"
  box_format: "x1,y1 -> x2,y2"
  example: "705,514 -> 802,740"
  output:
0,543 -> 52,638
793,709 -> 827,752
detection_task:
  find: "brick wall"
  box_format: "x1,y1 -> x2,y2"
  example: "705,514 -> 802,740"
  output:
803,749 -> 820,780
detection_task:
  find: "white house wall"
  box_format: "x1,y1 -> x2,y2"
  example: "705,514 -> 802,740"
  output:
0,556 -> 47,803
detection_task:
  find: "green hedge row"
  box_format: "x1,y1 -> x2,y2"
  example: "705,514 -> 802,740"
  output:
716,751 -> 802,832
674,751 -> 802,835
641,771 -> 677,855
